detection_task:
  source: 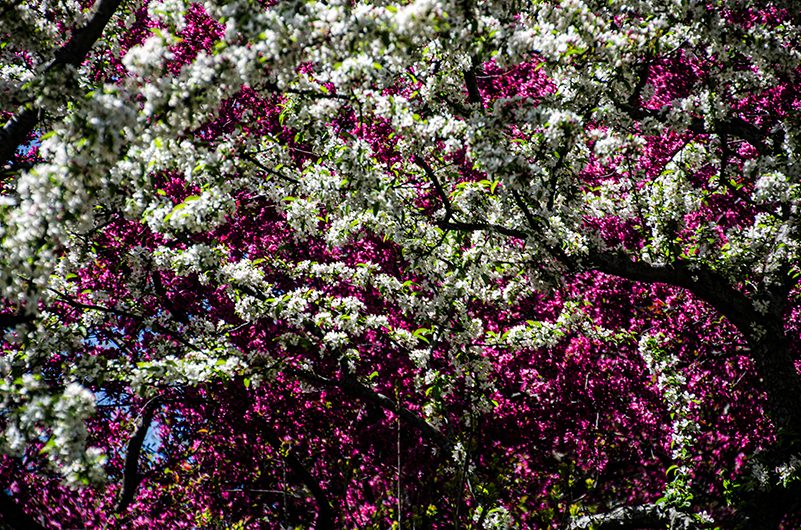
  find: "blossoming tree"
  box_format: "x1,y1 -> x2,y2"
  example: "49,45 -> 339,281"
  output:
1,0 -> 800,528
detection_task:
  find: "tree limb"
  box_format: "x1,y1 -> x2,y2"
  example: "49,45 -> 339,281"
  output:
464,66 -> 482,106
229,282 -> 452,451
588,252 -> 761,336
289,367 -> 452,452
0,311 -> 33,329
458,0 -> 481,106
583,251 -> 801,436
116,397 -> 161,512
0,0 -> 124,167
0,491 -> 49,530
420,189 -> 801,436
260,425 -> 336,530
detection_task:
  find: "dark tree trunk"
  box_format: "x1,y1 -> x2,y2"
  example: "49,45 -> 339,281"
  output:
749,327 -> 801,447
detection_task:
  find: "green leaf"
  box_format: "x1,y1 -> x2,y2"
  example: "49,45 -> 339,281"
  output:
39,438 -> 56,454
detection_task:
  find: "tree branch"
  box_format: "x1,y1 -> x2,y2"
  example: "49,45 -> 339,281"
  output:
116,397 -> 161,512
289,367 -> 452,452
458,0 -> 481,106
0,108 -> 39,169
464,65 -> 482,105
424,197 -> 801,435
588,252 -> 761,336
619,98 -> 775,155
0,491 -> 49,530
0,0 -> 124,167
240,151 -> 300,185
414,154 -> 454,223
0,311 -> 33,329
50,288 -> 201,354
260,425 -> 335,530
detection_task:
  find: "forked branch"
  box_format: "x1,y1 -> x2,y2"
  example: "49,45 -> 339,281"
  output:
0,0 -> 124,167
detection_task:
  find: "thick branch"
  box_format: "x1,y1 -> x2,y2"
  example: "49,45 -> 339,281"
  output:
116,398 -> 161,512
51,0 -> 124,67
418,187 -> 770,346
588,252 -> 761,336
620,100 -> 775,155
0,0 -> 124,167
151,272 -> 189,324
427,189 -> 761,336
567,503 -> 704,530
464,66 -> 482,105
0,491 -> 49,530
459,0 -> 482,106
260,426 -> 335,530
0,108 -> 39,168
290,367 -> 452,452
705,117 -> 768,153
0,311 -> 33,329
414,154 -> 453,222
587,253 -> 801,436
429,199 -> 801,436
617,58 -> 777,155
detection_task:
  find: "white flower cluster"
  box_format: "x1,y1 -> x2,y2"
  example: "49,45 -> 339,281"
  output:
50,383 -> 106,487
0,63 -> 35,105
148,0 -> 189,32
122,35 -> 174,78
154,244 -> 222,280
283,197 -> 322,238
220,259 -> 268,290
719,211 -> 801,285
0,88 -> 140,303
149,189 -> 236,234
776,455 -> 801,487
127,350 -> 244,391
638,333 -> 698,508
642,165 -> 701,265
472,505 -> 513,530
753,171 -> 798,204
495,302 -> 584,352
0,377 -> 105,487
